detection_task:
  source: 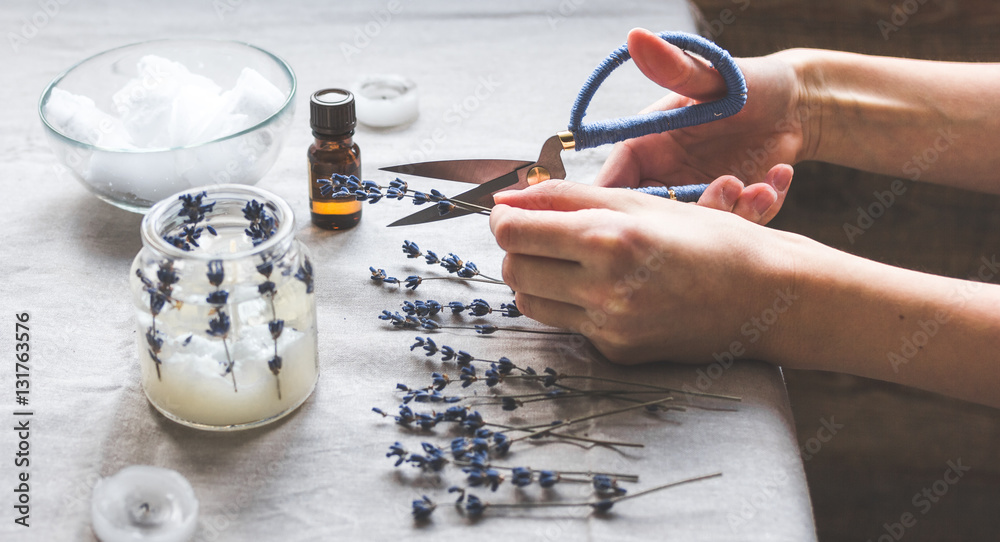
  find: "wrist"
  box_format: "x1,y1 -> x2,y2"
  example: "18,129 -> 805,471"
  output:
768,48 -> 828,164
740,228 -> 821,365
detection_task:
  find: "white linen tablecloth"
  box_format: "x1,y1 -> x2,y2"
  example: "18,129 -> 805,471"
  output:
0,1 -> 815,540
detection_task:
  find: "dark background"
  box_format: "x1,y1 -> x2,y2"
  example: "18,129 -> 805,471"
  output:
685,1 -> 1000,540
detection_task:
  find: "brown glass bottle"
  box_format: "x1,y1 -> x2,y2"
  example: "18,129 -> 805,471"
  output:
308,89 -> 362,230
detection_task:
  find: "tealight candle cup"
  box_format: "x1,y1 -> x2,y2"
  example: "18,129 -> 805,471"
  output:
353,74 -> 419,128
92,466 -> 199,542
130,185 -> 318,430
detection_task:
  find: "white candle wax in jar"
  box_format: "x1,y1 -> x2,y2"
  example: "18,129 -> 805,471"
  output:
131,185 -> 319,430
91,466 -> 198,542
353,74 -> 419,128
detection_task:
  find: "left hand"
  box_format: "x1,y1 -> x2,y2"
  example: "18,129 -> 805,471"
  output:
489,178 -> 796,364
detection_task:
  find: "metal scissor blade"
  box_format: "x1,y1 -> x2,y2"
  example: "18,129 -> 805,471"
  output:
380,159 -> 533,184
387,170 -> 520,227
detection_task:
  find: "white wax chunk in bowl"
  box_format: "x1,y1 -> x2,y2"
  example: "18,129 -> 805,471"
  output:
43,88 -> 134,149
222,67 -> 288,128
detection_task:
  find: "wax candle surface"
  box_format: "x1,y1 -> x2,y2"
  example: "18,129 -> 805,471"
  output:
353,75 -> 419,128
92,466 -> 198,542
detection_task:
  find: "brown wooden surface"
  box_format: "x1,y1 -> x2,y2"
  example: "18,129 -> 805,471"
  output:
686,1 -> 1000,540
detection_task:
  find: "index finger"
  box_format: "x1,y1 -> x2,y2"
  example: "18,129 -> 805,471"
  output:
490,203 -> 621,262
492,178 -> 646,212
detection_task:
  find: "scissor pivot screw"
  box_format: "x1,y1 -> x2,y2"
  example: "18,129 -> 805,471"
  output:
526,166 -> 550,186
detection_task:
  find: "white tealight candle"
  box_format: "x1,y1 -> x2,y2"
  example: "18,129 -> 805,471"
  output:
92,466 -> 199,542
353,74 -> 419,128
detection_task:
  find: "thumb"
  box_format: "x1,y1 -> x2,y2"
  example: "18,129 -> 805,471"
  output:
628,28 -> 727,102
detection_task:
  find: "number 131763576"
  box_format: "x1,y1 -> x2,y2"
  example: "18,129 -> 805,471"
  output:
15,313 -> 29,406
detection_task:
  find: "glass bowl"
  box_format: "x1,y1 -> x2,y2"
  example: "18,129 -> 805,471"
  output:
38,39 -> 296,213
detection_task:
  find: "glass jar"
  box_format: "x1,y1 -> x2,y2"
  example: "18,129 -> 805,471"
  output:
130,184 -> 317,430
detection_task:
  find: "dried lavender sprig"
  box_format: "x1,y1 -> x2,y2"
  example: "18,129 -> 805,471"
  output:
369,267 -> 400,285
503,371 -> 737,403
373,406 -> 643,449
243,199 -> 276,246
402,299 -> 521,319
433,199 -> 493,216
206,310 -> 237,392
411,340 -> 522,370
204,260 -> 236,391
410,341 -> 739,403
396,379 -> 678,410
258,258 -> 283,400
371,268 -> 501,289
538,371 -> 742,402
401,241 -> 505,283
163,191 -> 218,251
294,257 -> 315,294
505,396 -> 675,444
380,312 -> 573,336
318,175 -> 491,216
403,275 -> 506,290
403,354 -> 675,410
456,464 -> 617,492
394,369 -> 686,421
386,442 -> 450,472
389,442 -> 636,488
451,461 -> 640,484
412,495 -> 436,521
465,408 -> 646,449
137,262 -> 182,381
481,422 -> 644,449
542,382 -> 689,413
468,324 -> 577,336
476,388 -> 688,411
457,472 -> 722,517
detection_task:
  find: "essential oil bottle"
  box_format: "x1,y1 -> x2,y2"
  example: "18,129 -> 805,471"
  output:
308,89 -> 362,230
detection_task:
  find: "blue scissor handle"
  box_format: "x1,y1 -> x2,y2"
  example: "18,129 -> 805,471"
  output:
568,31 -> 747,151
633,183 -> 710,203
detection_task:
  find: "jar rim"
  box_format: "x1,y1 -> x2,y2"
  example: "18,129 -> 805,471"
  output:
140,184 -> 295,261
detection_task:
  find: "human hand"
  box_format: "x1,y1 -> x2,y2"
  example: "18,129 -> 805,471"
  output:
596,29 -> 808,205
490,179 -> 797,365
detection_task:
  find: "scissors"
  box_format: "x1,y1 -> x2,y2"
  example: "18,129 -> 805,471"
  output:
381,31 -> 747,227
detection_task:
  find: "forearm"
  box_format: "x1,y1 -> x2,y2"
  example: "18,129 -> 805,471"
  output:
770,233 -> 1000,407
780,48 -> 1000,193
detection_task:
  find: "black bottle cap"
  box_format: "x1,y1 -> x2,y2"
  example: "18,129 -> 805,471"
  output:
310,89 -> 356,136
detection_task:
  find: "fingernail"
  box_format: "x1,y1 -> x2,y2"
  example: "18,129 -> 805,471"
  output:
753,190 -> 775,217
721,180 -> 742,208
772,167 -> 792,192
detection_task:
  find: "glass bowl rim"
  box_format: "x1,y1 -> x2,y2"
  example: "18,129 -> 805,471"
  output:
37,38 -> 297,154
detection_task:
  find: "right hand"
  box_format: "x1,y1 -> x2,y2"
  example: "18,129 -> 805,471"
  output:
596,28 -> 810,224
